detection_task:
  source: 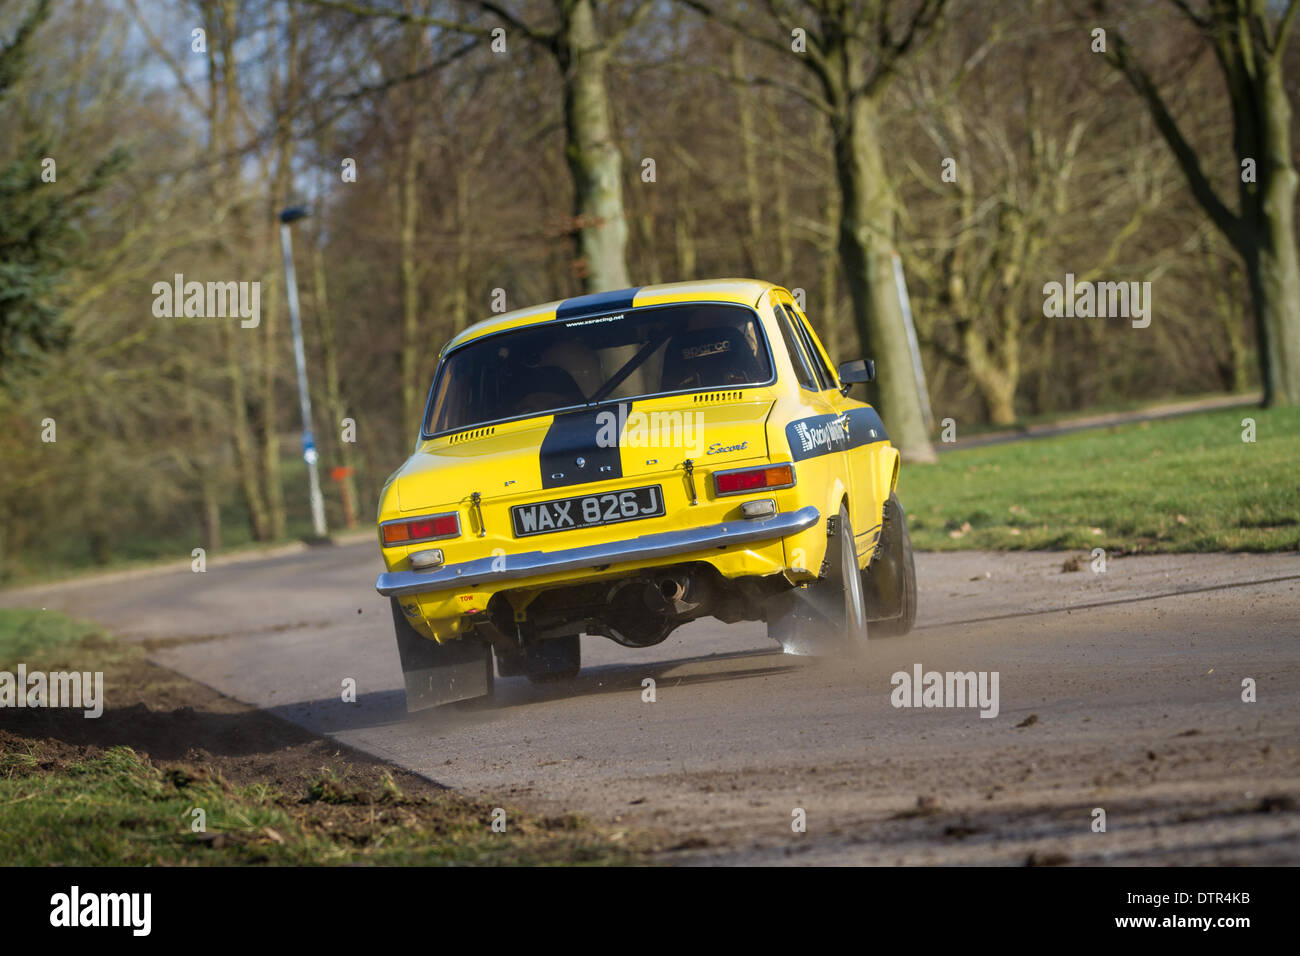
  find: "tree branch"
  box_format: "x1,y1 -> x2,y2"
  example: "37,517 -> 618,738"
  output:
678,0 -> 800,57
1105,28 -> 1243,249
1168,0 -> 1211,32
857,0 -> 948,100
607,0 -> 657,49
295,0 -> 497,38
466,1 -> 555,46
1270,0 -> 1299,58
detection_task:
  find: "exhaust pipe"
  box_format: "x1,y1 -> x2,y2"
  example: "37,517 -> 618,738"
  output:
659,577 -> 686,602
644,575 -> 701,616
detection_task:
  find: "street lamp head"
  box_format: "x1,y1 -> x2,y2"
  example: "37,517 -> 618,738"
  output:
279,205 -> 310,224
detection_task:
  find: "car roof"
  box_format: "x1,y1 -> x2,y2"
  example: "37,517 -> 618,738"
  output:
443,278 -> 780,353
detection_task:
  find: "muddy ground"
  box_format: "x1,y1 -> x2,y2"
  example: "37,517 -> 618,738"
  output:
3,545 -> 1298,864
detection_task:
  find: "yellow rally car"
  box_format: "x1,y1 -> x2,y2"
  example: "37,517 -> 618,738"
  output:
375,278 -> 917,708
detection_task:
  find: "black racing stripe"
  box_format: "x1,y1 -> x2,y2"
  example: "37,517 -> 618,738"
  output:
785,407 -> 889,461
554,287 -> 642,321
539,407 -> 623,489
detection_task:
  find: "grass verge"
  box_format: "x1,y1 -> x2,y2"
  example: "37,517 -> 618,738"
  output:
900,406 -> 1299,553
0,609 -> 646,865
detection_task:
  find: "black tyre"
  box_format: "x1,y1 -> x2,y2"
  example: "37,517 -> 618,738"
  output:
767,504 -> 868,653
524,634 -> 581,683
864,492 -> 917,637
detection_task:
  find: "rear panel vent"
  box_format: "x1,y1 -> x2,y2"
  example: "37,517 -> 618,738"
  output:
448,426 -> 496,444
693,390 -> 744,404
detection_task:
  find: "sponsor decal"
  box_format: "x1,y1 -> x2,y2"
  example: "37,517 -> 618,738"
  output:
682,339 -> 731,360
565,313 -> 624,328
785,408 -> 887,461
554,287 -> 642,320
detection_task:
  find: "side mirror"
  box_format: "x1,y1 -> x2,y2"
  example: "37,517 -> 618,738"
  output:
837,358 -> 874,393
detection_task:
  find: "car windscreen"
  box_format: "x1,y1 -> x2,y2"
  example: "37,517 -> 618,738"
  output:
425,303 -> 773,435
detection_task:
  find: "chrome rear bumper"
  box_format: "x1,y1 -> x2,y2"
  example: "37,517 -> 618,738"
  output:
375,505 -> 819,598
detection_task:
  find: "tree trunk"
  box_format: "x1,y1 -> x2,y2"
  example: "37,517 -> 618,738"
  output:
833,97 -> 936,462
965,334 -> 1019,425
732,43 -> 763,275
1246,58 -> 1300,405
769,90 -> 794,279
399,25 -> 426,436
558,0 -> 630,292
1204,236 -> 1248,391
208,0 -> 272,541
399,134 -> 421,434
675,196 -> 697,278
257,0 -> 299,542
450,164 -> 471,333
258,245 -> 284,539
1114,1 -> 1300,407
181,348 -> 223,551
638,205 -> 662,285
202,479 -> 222,552
224,321 -> 272,540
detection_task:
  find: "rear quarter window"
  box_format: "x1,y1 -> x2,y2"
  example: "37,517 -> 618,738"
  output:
774,305 -> 819,390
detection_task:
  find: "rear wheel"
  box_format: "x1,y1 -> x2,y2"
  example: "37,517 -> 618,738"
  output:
496,633 -> 582,683
523,634 -> 581,683
864,493 -> 917,637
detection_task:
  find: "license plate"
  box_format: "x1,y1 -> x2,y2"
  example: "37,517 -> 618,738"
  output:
511,485 -> 665,538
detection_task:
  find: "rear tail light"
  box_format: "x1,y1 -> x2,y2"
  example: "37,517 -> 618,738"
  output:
381,512 -> 461,546
714,463 -> 795,496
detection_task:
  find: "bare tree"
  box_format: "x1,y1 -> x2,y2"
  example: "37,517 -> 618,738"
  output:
303,0 -> 653,293
1099,0 -> 1300,406
681,0 -> 947,461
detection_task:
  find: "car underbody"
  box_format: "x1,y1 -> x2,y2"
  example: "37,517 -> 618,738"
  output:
389,494 -> 916,710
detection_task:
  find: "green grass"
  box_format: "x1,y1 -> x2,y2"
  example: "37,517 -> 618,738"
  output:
900,406 -> 1299,553
0,611 -> 643,866
0,608 -> 104,663
0,747 -> 632,866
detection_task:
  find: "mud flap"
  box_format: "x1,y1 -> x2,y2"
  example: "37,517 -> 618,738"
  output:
765,506 -> 868,657
390,599 -> 493,711
764,586 -> 848,657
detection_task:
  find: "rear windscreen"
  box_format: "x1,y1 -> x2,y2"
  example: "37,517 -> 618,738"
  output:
425,303 -> 773,435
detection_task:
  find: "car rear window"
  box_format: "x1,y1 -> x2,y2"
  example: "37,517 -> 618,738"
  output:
425,303 -> 773,435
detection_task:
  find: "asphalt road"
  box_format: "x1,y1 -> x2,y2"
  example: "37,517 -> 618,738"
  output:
4,543 -> 1299,864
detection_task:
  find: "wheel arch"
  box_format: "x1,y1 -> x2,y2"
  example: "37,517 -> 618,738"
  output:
872,443 -> 901,507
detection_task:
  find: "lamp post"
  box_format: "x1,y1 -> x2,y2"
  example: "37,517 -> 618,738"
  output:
279,205 -> 327,539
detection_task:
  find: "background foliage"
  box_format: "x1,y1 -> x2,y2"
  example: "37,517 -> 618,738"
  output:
0,0 -> 1294,578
